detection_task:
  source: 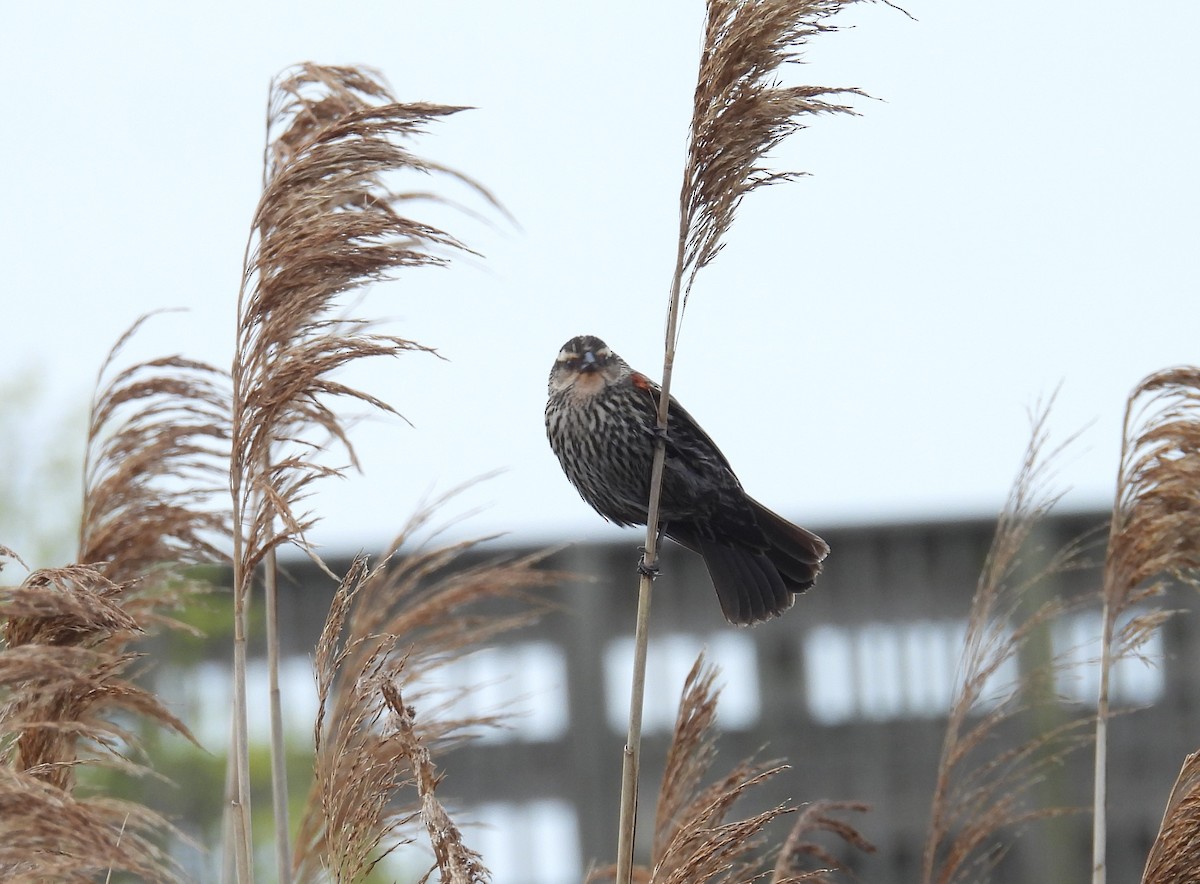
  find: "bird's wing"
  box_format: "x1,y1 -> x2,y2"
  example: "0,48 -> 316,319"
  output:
628,372 -> 762,543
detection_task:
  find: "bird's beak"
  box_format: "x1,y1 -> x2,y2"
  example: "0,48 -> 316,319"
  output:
579,350 -> 598,373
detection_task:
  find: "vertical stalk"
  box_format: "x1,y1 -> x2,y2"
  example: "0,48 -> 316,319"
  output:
230,538 -> 253,882
615,572 -> 657,879
265,547 -> 292,883
229,260 -> 254,882
1093,399 -> 1133,884
221,719 -> 236,883
1091,595 -> 1114,884
615,237 -> 687,882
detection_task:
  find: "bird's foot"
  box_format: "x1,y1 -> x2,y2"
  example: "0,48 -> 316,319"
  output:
636,546 -> 660,579
641,422 -> 670,445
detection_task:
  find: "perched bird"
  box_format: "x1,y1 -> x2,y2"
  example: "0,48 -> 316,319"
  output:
545,334 -> 828,625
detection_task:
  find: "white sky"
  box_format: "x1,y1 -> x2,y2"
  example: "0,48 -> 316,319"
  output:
3,1 -> 1198,561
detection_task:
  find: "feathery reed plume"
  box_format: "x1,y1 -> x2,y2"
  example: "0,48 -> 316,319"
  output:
383,681 -> 489,884
292,514 -> 560,883
230,62 -> 491,880
922,406 -> 1096,884
619,2 -> 872,877
677,0 -> 867,300
80,312 -> 231,621
0,547 -> 26,572
0,565 -> 189,882
0,766 -> 181,883
1,316 -> 226,880
770,800 -> 874,882
233,61 -> 481,581
594,655 -> 871,882
1093,367 -> 1200,883
646,659 -> 790,882
3,566 -> 146,787
1142,750 -> 1200,884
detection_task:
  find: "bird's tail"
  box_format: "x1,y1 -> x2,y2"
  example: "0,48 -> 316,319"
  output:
668,505 -> 828,625
675,530 -> 791,624
748,498 -> 829,592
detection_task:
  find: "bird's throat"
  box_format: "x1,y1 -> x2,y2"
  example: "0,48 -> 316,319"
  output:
568,372 -> 607,400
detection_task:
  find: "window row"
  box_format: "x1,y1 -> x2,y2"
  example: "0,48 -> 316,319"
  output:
163,611 -> 1166,750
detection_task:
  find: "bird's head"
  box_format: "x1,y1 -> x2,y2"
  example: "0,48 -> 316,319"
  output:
548,335 -> 628,398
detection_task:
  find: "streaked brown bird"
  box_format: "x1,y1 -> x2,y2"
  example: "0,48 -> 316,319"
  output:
545,334 -> 828,625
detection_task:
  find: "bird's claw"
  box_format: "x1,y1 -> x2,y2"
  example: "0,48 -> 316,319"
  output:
642,423 -> 670,445
637,546 -> 660,579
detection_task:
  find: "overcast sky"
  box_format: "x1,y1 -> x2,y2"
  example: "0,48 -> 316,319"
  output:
3,1 -> 1198,562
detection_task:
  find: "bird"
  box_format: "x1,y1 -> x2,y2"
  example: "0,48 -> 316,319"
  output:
545,334 -> 828,625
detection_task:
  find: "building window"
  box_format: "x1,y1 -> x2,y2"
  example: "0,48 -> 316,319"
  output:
168,641 -> 570,749
804,620 -> 993,725
378,799 -> 580,884
465,799 -> 581,883
802,613 -> 1165,725
604,632 -> 761,733
1052,610 -> 1165,706
414,640 -> 571,743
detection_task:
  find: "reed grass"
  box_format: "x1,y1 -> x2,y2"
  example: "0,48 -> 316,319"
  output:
592,654 -> 872,882
619,2 -> 871,877
1143,750 -> 1200,884
228,62 -> 492,881
292,513 -> 560,882
922,405 -> 1099,884
1093,367 -> 1200,883
1,314 -> 229,881
3,11 -> 1197,882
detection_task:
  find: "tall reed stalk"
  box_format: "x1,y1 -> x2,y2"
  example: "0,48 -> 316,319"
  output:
616,1 -> 868,876
227,63 -> 489,881
1092,367 -> 1200,883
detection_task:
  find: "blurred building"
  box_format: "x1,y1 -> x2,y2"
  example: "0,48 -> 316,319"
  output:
169,510 -> 1194,882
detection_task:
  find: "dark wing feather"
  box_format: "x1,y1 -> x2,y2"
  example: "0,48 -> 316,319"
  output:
669,523 -> 794,624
